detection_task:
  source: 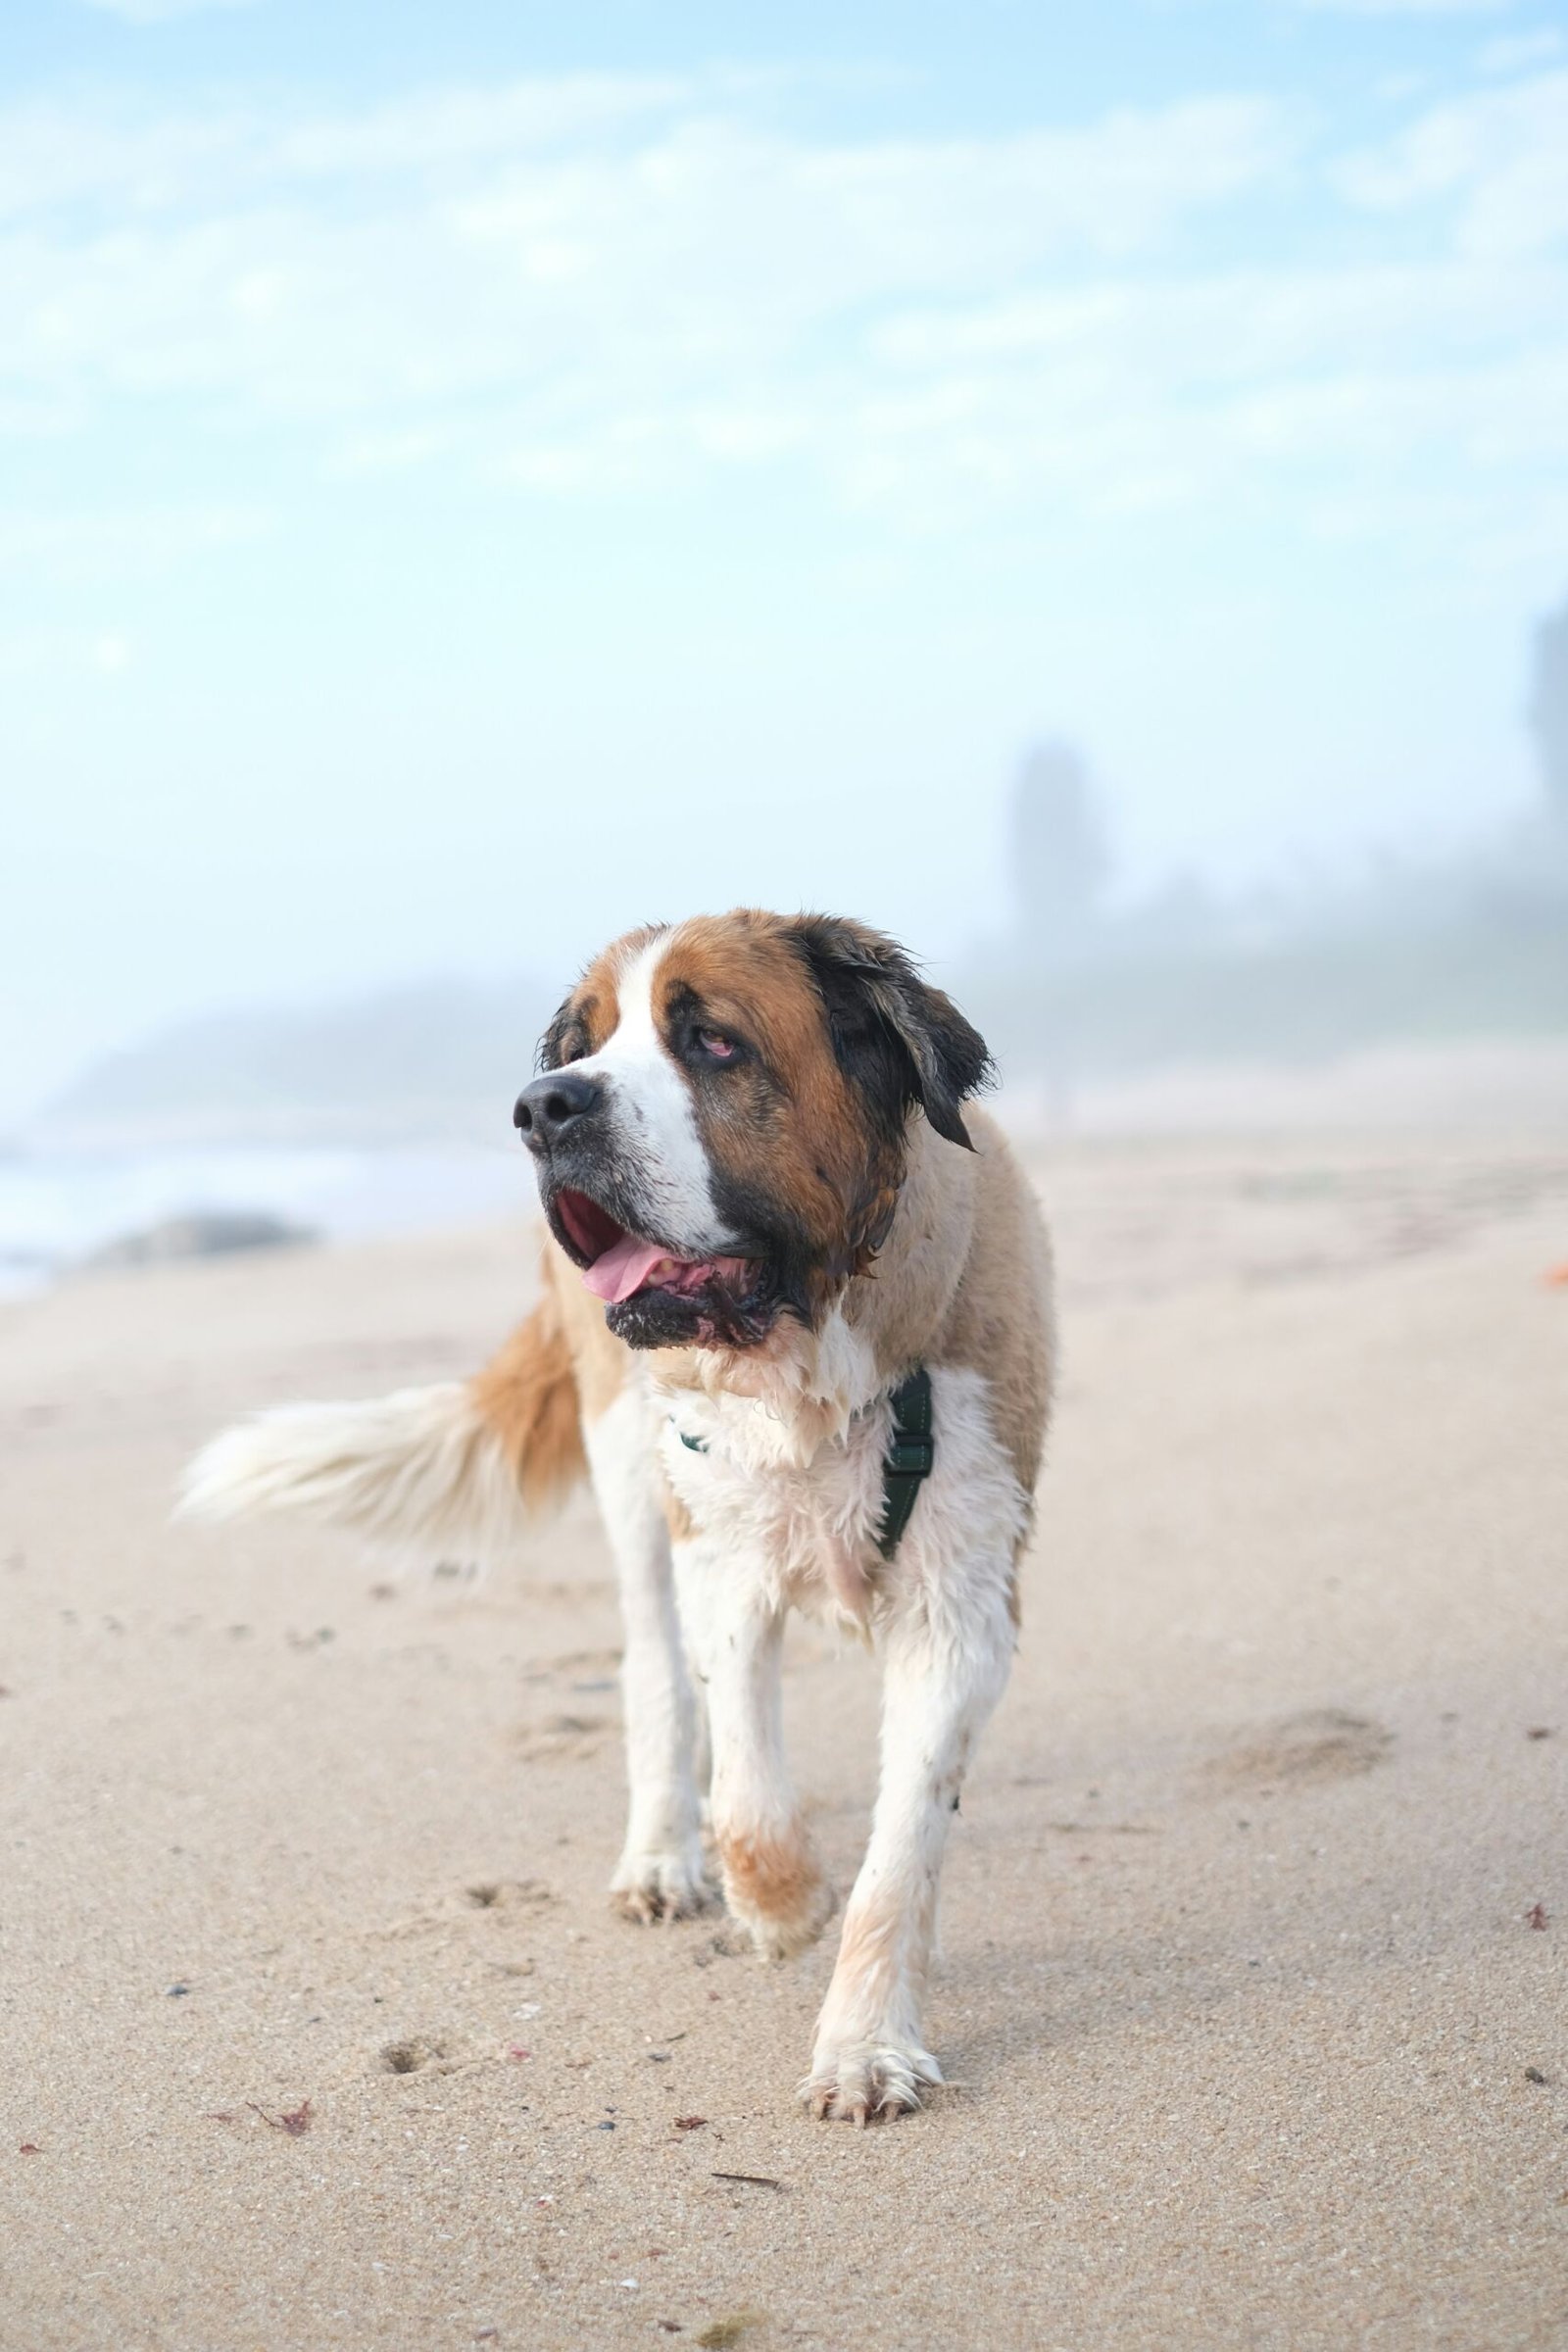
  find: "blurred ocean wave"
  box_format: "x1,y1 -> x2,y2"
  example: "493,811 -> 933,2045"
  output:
0,1139 -> 534,1299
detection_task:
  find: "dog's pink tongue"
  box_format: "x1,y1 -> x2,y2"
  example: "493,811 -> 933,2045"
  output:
581,1235 -> 671,1303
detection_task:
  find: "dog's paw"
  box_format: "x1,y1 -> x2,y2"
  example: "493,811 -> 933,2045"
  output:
802,2036 -> 941,2125
609,1843 -> 713,1924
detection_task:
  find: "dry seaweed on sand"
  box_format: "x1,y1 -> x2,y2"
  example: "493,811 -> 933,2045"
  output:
248,2097 -> 313,2136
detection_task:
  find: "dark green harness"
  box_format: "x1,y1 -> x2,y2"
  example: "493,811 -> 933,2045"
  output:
677,1365 -> 935,1561
873,1366 -> 934,1558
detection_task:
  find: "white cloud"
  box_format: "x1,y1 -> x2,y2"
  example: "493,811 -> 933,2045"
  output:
1337,68 -> 1568,252
0,84 -> 1296,450
0,66 -> 1559,557
0,505 -> 270,580
0,76 -> 690,223
78,0 -> 259,21
1292,0 -> 1512,15
837,261 -> 1568,528
1478,27 -> 1566,73
273,75 -> 692,179
325,427 -> 450,478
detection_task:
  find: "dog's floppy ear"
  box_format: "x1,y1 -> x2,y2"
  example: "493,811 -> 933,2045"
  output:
786,914 -> 993,1151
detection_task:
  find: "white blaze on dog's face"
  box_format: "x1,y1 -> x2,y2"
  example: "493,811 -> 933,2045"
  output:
514,909 -> 992,1351
566,929 -> 740,1264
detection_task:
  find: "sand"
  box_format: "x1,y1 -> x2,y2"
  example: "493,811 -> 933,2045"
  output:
3,1130 -> 1566,2351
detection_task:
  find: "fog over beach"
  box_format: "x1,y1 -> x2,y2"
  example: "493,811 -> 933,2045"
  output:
9,715 -> 1565,1284
6,4 -> 1568,1168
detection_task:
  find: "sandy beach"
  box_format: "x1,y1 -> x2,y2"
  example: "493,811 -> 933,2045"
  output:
3,1128 -> 1566,2352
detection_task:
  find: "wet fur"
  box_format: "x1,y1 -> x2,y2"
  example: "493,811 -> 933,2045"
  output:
180,909 -> 1054,2123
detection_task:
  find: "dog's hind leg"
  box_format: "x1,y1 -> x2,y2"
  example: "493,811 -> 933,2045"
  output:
581,1375 -> 710,1922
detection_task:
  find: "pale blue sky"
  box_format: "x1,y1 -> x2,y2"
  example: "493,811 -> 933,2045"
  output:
3,0 -> 1567,1121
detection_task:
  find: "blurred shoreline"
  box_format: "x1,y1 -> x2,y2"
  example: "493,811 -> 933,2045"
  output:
0,1137 -> 536,1300
5,1035 -> 1565,1301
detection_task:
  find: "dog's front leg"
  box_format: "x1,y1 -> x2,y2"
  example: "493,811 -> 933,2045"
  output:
675,1539 -> 834,1960
805,1557 -> 1014,2122
582,1386 -> 710,1921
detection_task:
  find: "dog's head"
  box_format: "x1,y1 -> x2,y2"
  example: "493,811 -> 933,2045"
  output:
514,909 -> 992,1350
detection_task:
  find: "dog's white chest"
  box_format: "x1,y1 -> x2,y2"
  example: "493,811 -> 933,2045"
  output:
659,1389 -> 887,1609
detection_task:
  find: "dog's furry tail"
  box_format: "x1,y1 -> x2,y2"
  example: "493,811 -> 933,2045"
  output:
176,1290 -> 587,1563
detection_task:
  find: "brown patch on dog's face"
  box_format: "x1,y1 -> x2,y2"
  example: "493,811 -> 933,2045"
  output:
525,908 -> 991,1347
646,909 -> 992,1328
648,913 -> 904,1319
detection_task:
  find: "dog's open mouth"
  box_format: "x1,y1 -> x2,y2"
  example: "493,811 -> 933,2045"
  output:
552,1188 -> 760,1312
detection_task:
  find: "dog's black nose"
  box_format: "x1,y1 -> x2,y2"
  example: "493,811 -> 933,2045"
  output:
514,1068 -> 603,1151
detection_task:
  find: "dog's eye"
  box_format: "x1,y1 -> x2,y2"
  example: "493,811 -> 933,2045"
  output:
695,1026 -> 737,1062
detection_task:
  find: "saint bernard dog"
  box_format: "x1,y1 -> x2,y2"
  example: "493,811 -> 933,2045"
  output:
181,910 -> 1054,2123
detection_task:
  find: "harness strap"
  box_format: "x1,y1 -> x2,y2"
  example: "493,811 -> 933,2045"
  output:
675,1364 -> 935,1562
874,1366 -> 934,1560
